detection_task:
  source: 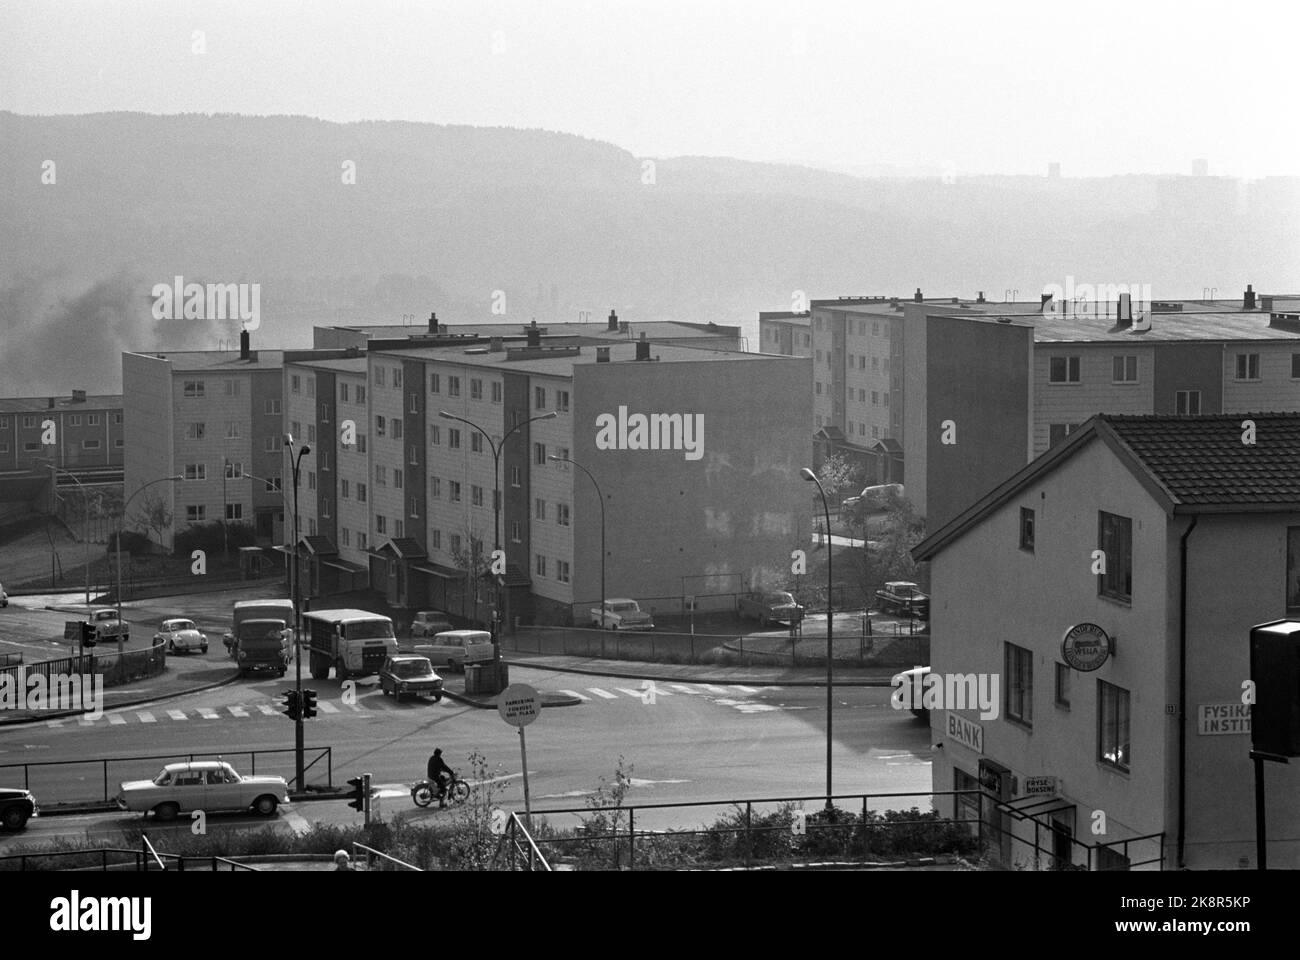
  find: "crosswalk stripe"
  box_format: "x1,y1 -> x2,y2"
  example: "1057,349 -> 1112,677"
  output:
77,715 -> 95,725
559,689 -> 590,701
108,714 -> 126,725
701,684 -> 728,694
197,707 -> 220,719
586,687 -> 618,699
167,709 -> 187,721
137,711 -> 156,723
46,719 -> 65,728
732,685 -> 759,694
615,687 -> 647,699
670,684 -> 701,695
318,701 -> 340,713
228,706 -> 248,717
257,704 -> 276,715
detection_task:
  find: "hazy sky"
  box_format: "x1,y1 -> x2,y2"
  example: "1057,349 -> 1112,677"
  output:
2,0 -> 1297,177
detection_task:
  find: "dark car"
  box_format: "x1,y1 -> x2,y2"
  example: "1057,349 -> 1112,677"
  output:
875,581 -> 930,620
378,655 -> 444,702
0,787 -> 38,831
738,590 -> 805,627
409,611 -> 455,639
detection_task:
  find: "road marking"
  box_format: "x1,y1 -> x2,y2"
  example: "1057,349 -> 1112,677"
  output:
108,714 -> 126,725
257,704 -> 276,715
558,690 -> 590,701
197,707 -> 220,719
77,715 -> 96,726
701,684 -> 729,694
615,687 -> 646,699
137,711 -> 156,723
228,706 -> 248,718
45,719 -> 65,728
732,685 -> 759,694
670,684 -> 701,695
586,687 -> 618,699
318,701 -> 340,713
167,709 -> 187,721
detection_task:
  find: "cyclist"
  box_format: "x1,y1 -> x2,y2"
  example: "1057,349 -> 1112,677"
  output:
426,748 -> 455,808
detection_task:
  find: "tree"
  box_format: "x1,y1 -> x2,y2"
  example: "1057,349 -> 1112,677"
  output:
449,519 -> 493,626
133,491 -> 173,549
862,491 -> 926,595
818,452 -> 864,506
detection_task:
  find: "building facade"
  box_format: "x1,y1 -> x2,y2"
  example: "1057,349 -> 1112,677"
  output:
0,391 -> 124,473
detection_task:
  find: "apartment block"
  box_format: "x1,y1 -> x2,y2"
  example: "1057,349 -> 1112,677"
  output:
0,391 -> 124,472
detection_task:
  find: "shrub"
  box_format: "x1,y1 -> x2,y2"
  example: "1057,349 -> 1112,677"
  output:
173,521 -> 256,558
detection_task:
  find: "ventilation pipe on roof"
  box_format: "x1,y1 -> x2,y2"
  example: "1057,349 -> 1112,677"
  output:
1243,285 -> 1257,310
71,389 -> 86,403
607,309 -> 619,332
47,397 -> 55,408
914,288 -> 923,302
489,337 -> 504,352
526,321 -> 541,348
428,311 -> 439,334
240,329 -> 250,360
976,291 -> 986,303
635,332 -> 651,361
1117,292 -> 1133,327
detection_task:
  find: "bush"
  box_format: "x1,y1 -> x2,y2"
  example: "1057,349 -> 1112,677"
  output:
173,521 -> 256,558
106,529 -> 152,556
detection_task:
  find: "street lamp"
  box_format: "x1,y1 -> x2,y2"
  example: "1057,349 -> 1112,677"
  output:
285,434 -> 311,792
437,409 -> 558,662
550,454 -> 605,656
38,460 -> 94,605
116,475 -> 184,653
801,466 -> 835,809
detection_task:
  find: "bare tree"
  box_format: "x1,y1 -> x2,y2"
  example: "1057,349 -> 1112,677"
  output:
133,491 -> 172,550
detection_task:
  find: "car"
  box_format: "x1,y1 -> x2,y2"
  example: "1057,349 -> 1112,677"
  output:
891,666 -> 932,720
589,599 -> 655,631
117,761 -> 288,820
378,655 -> 444,702
738,590 -> 805,627
843,482 -> 905,509
875,581 -> 930,620
90,607 -> 129,642
414,630 -> 494,672
409,610 -> 455,639
0,787 -> 38,830
154,618 -> 208,654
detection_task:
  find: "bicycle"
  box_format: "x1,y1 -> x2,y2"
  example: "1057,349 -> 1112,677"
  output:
411,775 -> 470,808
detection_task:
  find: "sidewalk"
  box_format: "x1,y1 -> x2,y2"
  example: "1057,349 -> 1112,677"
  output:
502,652 -> 900,686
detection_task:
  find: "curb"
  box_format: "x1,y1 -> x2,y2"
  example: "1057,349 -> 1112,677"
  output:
0,669 -> 244,727
502,657 -> 898,687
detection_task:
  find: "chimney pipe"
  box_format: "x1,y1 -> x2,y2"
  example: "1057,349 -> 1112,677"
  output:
526,321 -> 541,348
607,309 -> 619,332
914,288 -> 923,302
976,291 -> 986,303
240,328 -> 250,360
428,311 -> 439,334
47,397 -> 55,409
596,346 -> 611,363
1117,292 -> 1132,326
1244,284 -> 1256,310
489,337 -> 504,353
635,332 -> 650,361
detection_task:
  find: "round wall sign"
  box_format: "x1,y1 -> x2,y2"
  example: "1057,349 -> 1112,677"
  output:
1061,622 -> 1111,671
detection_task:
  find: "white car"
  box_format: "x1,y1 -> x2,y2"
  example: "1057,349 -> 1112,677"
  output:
154,618 -> 208,654
117,761 -> 288,820
90,608 -> 129,642
589,599 -> 655,631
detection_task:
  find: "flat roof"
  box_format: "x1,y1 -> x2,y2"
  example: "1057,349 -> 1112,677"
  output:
370,340 -> 797,376
328,320 -> 740,340
287,357 -> 368,373
126,350 -> 287,371
1024,312 -> 1300,342
0,394 -> 123,413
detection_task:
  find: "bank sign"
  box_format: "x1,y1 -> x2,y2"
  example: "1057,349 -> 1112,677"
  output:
1197,702 -> 1251,735
946,713 -> 984,753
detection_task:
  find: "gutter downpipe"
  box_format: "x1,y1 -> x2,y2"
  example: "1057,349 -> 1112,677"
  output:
1177,515 -> 1198,869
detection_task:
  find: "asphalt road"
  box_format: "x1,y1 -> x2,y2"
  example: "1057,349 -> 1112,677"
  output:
0,664 -> 933,844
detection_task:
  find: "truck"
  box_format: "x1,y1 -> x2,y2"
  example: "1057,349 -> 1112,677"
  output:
302,609 -> 398,681
224,599 -> 295,656
235,619 -> 289,677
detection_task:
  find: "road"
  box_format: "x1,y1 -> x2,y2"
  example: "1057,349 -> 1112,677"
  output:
0,664 -> 932,844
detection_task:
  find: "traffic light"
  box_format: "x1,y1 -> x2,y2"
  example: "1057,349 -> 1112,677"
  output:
80,622 -> 97,647
346,774 -> 370,813
280,689 -> 300,721
300,689 -> 318,720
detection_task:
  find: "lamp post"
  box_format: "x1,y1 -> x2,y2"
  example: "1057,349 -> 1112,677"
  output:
438,409 -> 558,663
285,434 -> 311,791
117,475 -> 184,655
550,454 -> 604,657
38,459 -> 93,604
802,466 -> 835,809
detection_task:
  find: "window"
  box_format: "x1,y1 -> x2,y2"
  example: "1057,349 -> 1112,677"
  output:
534,442 -> 547,465
307,424 -> 316,443
1048,356 -> 1081,383
114,413 -> 122,424
1286,527 -> 1300,616
226,503 -> 243,520
265,399 -> 281,415
1048,423 -> 1072,446
184,381 -> 206,398
448,428 -> 461,449
535,554 -> 547,577
391,469 -> 402,489
534,386 -> 546,409
186,505 -> 206,522
375,416 -> 386,437
410,498 -> 419,519
266,476 -> 282,492
430,373 -> 440,394
409,445 -> 419,466
224,461 -> 243,479
883,393 -> 890,408
1098,680 -> 1131,771
556,390 -> 570,413
374,464 -> 386,486
491,381 -> 503,403
357,435 -> 367,453
357,532 -> 367,550
0,442 -> 8,452
393,368 -> 402,389
339,383 -> 350,403
308,471 -> 316,491
341,528 -> 350,547
1292,354 -> 1300,379
339,479 -> 350,499
290,375 -> 300,394
225,379 -> 242,397
472,485 -> 484,507
1098,511 -> 1133,602
185,423 -> 206,440
815,350 -> 823,363
356,385 -> 366,403
408,393 -> 419,414
184,464 -> 206,480
69,415 -> 82,427
449,481 -> 462,502
431,529 -> 441,550
558,446 -> 570,466
535,498 -> 546,520
815,383 -> 823,396
1112,356 -> 1138,383
557,503 -> 570,526
430,477 -> 441,499
872,321 -> 879,336
471,433 -> 483,454
448,376 -> 461,397
872,356 -> 879,371
357,483 -> 367,503
557,560 -> 571,584
1234,353 -> 1261,381
871,391 -> 878,405
376,515 -> 387,534
1019,508 -> 1035,551
511,520 -> 522,542
510,466 -> 522,487
470,379 -> 483,400
1175,390 -> 1201,415
391,419 -> 403,440
1005,643 -> 1033,727
21,415 -> 34,428
290,420 -> 301,439
374,367 -> 385,387
224,421 -> 241,439
23,441 -> 40,451
1055,663 -> 1071,709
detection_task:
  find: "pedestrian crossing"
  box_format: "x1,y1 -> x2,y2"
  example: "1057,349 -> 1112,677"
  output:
557,683 -> 781,714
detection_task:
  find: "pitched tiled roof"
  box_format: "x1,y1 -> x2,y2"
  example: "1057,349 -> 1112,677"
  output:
1103,414 -> 1300,507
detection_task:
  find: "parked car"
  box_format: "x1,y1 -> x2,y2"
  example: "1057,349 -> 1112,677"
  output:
0,787 -> 38,830
154,618 -> 208,654
409,610 -> 455,639
875,581 -> 930,620
117,761 -> 288,820
378,655 -> 444,702
738,590 -> 805,627
589,599 -> 655,631
414,630 -> 494,672
90,607 -> 129,642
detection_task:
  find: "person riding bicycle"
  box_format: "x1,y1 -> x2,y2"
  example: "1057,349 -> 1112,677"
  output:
426,748 -> 455,808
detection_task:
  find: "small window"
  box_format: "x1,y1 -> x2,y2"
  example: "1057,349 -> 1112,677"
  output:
535,386 -> 547,410
227,379 -> 243,397
1098,511 -> 1133,602
409,393 -> 418,414
393,368 -> 402,389
535,554 -> 547,577
290,375 -> 300,394
374,367 -> 385,387
430,373 -> 440,394
557,560 -> 571,584
1019,507 -> 1035,551
1234,353 -> 1260,381
448,376 -> 461,397
1175,390 -> 1201,415
358,435 -> 367,453
430,425 -> 440,445
186,423 -> 206,440
185,463 -> 206,480
449,481 -> 461,502
185,380 -> 206,398
376,515 -> 387,534
1098,680 -> 1131,771
114,413 -> 122,424
1055,663 -> 1071,709
491,381 -> 502,403
510,466 -> 522,488
1291,354 -> 1300,379
471,433 -> 483,454
69,414 -> 82,426
393,469 -> 403,489
448,428 -> 461,449
1112,356 -> 1138,383
557,503 -> 571,526
1005,642 -> 1033,727
472,485 -> 484,507
308,471 -> 316,490
226,503 -> 243,520
1049,356 -> 1081,383
186,505 -> 206,522
471,379 -> 483,401
357,385 -> 367,404
81,439 -> 100,449
339,383 -> 350,403
265,399 -> 282,415
430,477 -> 441,499
511,520 -> 522,543
224,461 -> 243,479
534,442 -> 547,465
375,416 -> 386,437
431,529 -> 441,550
535,498 -> 546,520
556,390 -> 570,413
357,483 -> 367,503
391,420 -> 403,440
307,424 -> 316,443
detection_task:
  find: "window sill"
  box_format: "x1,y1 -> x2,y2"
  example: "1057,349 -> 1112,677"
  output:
1098,593 -> 1133,609
1004,716 -> 1033,732
1097,761 -> 1131,778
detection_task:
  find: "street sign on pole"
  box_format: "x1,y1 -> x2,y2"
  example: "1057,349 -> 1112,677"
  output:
499,683 -> 541,825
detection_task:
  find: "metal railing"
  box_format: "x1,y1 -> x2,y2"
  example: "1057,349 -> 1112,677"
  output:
0,746 -> 334,803
0,639 -> 168,694
0,846 -> 259,871
352,841 -> 423,872
493,813 -> 553,871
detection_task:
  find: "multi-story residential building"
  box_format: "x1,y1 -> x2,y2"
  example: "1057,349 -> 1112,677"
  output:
0,391 -> 124,472
913,413 -> 1300,870
755,311 -> 812,358
121,333 -> 288,551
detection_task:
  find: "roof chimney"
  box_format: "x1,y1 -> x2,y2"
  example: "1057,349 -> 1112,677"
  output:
526,320 -> 541,348
428,311 -> 439,334
1244,284 -> 1256,310
596,346 -> 611,363
47,397 -> 55,408
914,288 -> 923,302
71,389 -> 87,403
976,291 -> 986,303
1041,292 -> 1053,308
489,337 -> 504,353
240,328 -> 250,360
1117,292 -> 1133,327
608,309 -> 619,332
635,332 -> 650,361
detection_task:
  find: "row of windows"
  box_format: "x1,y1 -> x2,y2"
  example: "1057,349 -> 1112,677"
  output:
812,317 -> 888,338
763,328 -> 813,348
2,439 -> 120,452
184,503 -> 246,522
182,379 -> 248,399
814,351 -> 889,372
1048,353 -> 1300,384
534,555 -> 572,583
0,413 -> 123,428
183,423 -> 252,440
337,382 -> 367,404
